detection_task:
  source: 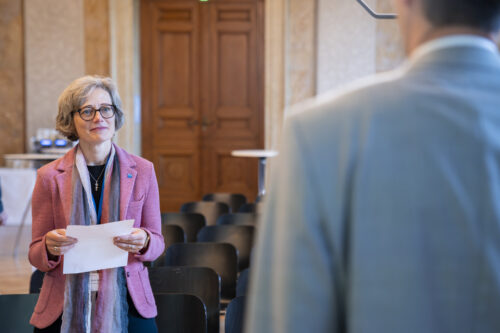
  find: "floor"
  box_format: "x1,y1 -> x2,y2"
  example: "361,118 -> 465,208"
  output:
0,225 -> 33,295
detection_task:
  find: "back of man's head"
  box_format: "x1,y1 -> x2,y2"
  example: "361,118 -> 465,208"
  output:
421,0 -> 500,32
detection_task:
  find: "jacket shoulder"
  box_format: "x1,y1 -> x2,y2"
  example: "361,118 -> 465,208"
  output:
115,145 -> 154,172
131,154 -> 154,171
36,157 -> 66,179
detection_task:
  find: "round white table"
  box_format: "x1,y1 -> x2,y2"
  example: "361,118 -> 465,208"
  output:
231,149 -> 278,199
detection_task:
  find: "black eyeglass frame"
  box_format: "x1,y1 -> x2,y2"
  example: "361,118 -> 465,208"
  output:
74,104 -> 116,121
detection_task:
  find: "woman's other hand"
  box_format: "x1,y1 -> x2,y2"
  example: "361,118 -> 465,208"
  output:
113,228 -> 148,254
45,229 -> 78,257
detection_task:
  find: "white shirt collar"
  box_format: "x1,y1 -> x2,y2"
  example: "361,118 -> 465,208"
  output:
410,35 -> 498,62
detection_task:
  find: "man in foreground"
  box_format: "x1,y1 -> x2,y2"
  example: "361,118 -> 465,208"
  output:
245,0 -> 500,332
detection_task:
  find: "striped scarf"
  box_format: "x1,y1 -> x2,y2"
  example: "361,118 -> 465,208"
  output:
61,145 -> 128,333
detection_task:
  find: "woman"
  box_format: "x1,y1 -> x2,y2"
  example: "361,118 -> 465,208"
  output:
28,76 -> 164,333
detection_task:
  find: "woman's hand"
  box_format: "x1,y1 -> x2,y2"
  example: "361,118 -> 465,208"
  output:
45,229 -> 78,257
113,228 -> 148,254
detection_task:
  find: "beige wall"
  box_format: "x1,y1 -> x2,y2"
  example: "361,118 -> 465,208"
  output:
109,0 -> 141,156
22,0 -> 139,154
266,0 -> 404,152
376,0 -> 404,72
24,0 -> 85,149
0,0 -> 24,161
317,0 -> 376,94
317,0 -> 404,93
1,0 -> 404,158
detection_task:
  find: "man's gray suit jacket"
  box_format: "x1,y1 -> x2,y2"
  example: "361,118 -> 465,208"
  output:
245,44 -> 500,333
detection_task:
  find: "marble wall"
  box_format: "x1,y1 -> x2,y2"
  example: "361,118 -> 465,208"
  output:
0,0 -> 24,161
1,0 -> 405,159
317,0 -> 376,94
376,0 -> 404,72
316,0 -> 404,95
84,0 -> 110,76
265,0 -> 404,152
264,0 -> 285,150
285,0 -> 317,106
24,0 -> 85,149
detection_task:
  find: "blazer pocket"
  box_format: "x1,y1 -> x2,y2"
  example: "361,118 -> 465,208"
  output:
34,274 -> 53,314
139,266 -> 156,306
128,196 -> 145,208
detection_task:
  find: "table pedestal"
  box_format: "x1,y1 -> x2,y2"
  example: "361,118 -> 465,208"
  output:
231,150 -> 278,201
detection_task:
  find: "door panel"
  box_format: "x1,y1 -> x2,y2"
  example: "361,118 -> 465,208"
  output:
142,0 -> 263,211
202,2 -> 262,197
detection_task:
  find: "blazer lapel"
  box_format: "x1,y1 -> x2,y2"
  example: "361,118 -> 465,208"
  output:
54,148 -> 77,227
115,144 -> 137,221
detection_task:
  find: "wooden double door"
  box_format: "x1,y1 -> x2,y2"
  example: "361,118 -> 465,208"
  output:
141,0 -> 264,211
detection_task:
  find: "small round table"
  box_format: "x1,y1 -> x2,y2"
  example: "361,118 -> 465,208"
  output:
231,149 -> 278,199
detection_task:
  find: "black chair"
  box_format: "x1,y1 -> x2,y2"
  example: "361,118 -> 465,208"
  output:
238,202 -> 263,214
236,268 -> 250,297
164,242 -> 237,300
202,193 -> 247,213
149,266 -> 220,333
29,269 -> 45,294
161,212 -> 206,242
225,296 -> 247,333
217,213 -> 258,226
162,224 -> 186,247
152,224 -> 186,267
0,294 -> 39,332
180,201 -> 230,226
197,225 -> 255,271
154,293 -> 207,333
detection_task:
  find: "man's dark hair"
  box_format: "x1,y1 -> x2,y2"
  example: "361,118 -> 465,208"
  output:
422,0 -> 500,32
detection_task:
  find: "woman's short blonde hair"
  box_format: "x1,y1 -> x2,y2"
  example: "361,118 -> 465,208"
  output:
56,75 -> 125,141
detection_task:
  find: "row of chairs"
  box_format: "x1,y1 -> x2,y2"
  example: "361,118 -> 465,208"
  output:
182,192 -> 263,226
162,212 -> 258,242
149,266 -> 250,333
0,291 -> 245,333
159,222 -> 256,271
199,192 -> 262,214
158,194 -> 256,332
180,202 -> 262,226
28,266 -> 250,333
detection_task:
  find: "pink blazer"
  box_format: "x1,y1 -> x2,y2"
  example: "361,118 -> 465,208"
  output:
28,144 -> 165,329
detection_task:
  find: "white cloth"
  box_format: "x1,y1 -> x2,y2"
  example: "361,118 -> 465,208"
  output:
0,168 -> 36,225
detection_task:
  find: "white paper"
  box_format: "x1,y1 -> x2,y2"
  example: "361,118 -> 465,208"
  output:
63,219 -> 134,274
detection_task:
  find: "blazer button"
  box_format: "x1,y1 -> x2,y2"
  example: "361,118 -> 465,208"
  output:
126,272 -> 130,278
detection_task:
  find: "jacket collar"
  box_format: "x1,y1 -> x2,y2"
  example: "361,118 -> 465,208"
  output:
55,143 -> 138,224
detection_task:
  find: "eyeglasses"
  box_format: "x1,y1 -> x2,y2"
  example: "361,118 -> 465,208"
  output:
75,104 -> 116,121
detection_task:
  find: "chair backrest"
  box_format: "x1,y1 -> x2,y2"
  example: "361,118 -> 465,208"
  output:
238,202 -> 263,214
154,293 -> 207,333
151,224 -> 186,267
29,269 -> 45,294
197,225 -> 255,271
162,212 -> 206,242
202,193 -> 247,213
217,213 -> 258,226
225,296 -> 247,333
164,242 -> 237,299
180,201 -> 230,226
162,224 -> 186,247
149,266 -> 220,333
0,294 -> 39,332
236,268 -> 250,297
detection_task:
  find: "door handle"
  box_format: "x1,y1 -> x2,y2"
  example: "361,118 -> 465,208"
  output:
187,119 -> 199,127
201,116 -> 215,131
